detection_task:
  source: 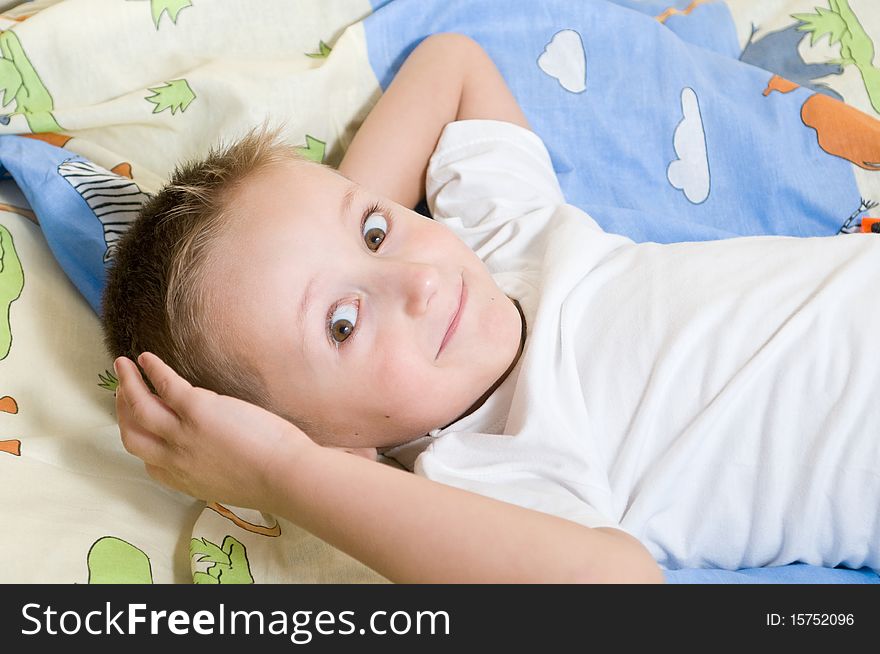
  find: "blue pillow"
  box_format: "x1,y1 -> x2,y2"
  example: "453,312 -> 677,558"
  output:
0,135 -> 147,314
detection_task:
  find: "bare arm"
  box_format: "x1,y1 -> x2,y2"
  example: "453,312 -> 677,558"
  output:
116,354 -> 663,583
338,33 -> 529,208
272,438 -> 663,584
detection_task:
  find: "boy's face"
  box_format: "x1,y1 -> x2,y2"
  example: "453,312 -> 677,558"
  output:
209,160 -> 523,449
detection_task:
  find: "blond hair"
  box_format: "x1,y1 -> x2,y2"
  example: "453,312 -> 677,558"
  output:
102,125 -> 308,418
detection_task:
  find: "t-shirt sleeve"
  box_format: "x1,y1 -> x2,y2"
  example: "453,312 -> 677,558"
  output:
425,120 -> 566,257
414,440 -> 620,532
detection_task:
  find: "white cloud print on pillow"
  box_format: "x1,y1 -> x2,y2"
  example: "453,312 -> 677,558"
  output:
537,29 -> 586,94
667,87 -> 711,204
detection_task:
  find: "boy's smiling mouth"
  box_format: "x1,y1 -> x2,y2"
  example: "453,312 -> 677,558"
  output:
436,275 -> 466,360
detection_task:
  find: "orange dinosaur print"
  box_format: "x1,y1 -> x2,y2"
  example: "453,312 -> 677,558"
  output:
22,132 -> 73,149
763,74 -> 880,171
0,395 -> 16,414
802,93 -> 880,170
208,502 -> 282,537
1,395 -> 19,456
111,162 -> 133,179
763,74 -> 799,96
0,439 -> 20,456
0,11 -> 35,22
656,0 -> 713,24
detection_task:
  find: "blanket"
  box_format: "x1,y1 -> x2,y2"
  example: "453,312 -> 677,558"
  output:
1,0 -> 878,584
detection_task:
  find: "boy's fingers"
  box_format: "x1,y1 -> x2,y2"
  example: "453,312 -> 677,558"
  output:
116,383 -> 170,465
117,411 -> 168,465
114,356 -> 180,435
137,352 -> 193,410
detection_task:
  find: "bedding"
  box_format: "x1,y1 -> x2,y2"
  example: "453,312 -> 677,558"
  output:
1,0 -> 878,583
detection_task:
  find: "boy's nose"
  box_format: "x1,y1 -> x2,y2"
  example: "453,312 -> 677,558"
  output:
395,261 -> 440,316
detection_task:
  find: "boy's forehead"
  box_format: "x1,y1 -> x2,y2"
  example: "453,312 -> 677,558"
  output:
232,158 -> 348,206
219,160 -> 357,257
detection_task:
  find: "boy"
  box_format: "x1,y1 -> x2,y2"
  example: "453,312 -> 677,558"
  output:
105,34 -> 880,582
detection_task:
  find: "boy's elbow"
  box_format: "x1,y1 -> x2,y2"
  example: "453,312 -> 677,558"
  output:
639,560 -> 666,584
575,528 -> 665,584
417,32 -> 482,59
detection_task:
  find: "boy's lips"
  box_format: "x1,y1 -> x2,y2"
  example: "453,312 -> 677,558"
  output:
436,275 -> 466,360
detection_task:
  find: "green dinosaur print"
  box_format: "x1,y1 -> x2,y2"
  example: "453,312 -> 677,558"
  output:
0,224 -> 23,360
152,0 -> 192,28
306,41 -> 332,59
191,535 -> 254,584
295,135 -> 326,163
146,79 -> 196,115
87,536 -> 153,584
0,30 -> 61,132
98,370 -> 119,392
794,0 -> 880,115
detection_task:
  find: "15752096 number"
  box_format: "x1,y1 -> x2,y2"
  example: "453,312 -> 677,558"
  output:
791,613 -> 853,626
766,613 -> 854,626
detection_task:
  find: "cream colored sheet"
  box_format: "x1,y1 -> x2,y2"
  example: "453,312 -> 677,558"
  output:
0,0 -> 386,584
3,0 -> 880,583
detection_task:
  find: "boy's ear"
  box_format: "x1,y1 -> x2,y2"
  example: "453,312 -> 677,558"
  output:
332,446 -> 378,461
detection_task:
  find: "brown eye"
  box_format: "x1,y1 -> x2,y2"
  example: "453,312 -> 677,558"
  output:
362,212 -> 388,252
328,302 -> 358,344
331,319 -> 354,342
365,228 -> 385,251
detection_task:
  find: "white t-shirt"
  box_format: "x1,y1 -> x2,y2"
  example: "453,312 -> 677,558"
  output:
385,119 -> 880,572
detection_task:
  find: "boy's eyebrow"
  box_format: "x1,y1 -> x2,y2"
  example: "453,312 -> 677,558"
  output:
296,274 -> 318,346
340,184 -> 358,221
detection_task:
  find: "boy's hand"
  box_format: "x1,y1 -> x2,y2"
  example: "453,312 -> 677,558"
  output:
114,351 -> 313,511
